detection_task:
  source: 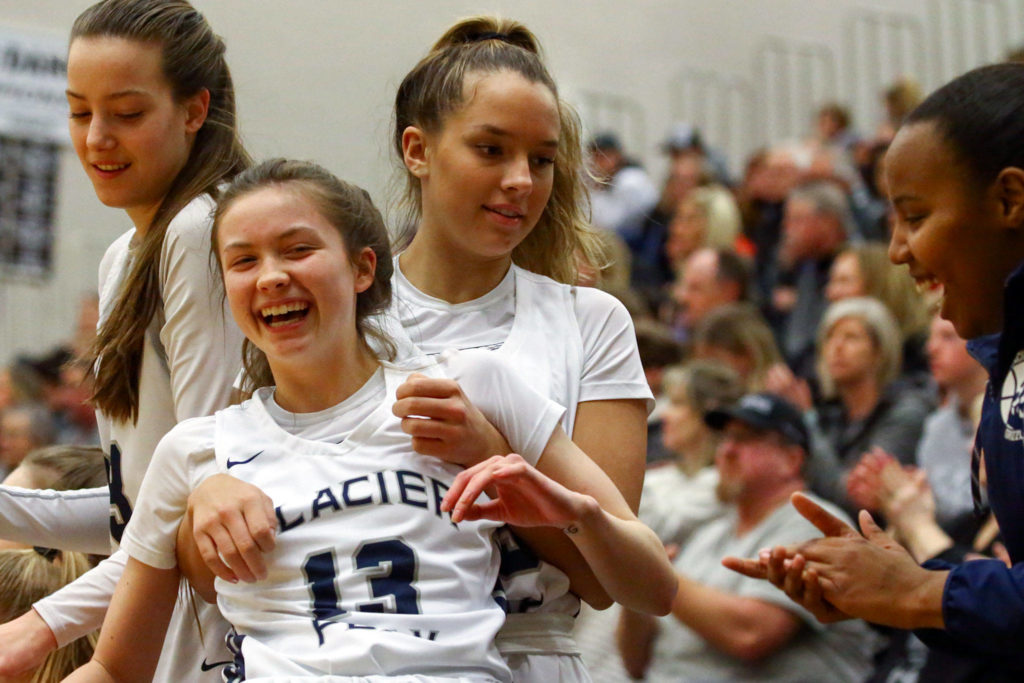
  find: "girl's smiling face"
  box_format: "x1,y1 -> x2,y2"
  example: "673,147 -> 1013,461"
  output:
66,36 -> 207,230
403,70 -> 560,265
887,121 -> 1014,339
217,186 -> 375,369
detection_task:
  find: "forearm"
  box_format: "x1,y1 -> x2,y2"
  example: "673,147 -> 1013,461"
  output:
894,568 -> 947,630
0,485 -> 111,554
894,515 -> 954,564
565,498 -> 675,615
616,608 -> 658,678
915,559 -> 1024,658
83,558 -> 180,683
64,660 -> 119,683
33,551 -> 126,647
671,574 -> 798,661
509,526 -> 611,609
175,508 -> 217,603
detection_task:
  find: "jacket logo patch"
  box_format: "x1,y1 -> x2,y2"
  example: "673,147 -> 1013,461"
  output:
1001,350 -> 1024,441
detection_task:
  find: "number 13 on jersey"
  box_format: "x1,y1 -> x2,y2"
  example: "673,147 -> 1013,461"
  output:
302,538 -> 421,645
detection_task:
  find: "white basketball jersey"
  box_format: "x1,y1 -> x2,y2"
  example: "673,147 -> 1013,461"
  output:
213,365 -> 510,682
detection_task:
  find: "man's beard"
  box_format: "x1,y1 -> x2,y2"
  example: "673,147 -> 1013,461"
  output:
715,477 -> 742,503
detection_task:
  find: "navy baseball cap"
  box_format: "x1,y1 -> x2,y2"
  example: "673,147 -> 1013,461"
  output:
589,132 -> 622,152
704,392 -> 809,450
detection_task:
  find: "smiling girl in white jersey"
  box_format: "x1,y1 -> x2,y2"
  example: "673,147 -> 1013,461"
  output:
186,17 -> 655,683
65,159 -> 674,682
0,1 -> 249,680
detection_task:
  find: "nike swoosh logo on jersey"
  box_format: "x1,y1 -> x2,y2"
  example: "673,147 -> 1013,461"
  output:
226,451 -> 263,469
200,658 -> 232,671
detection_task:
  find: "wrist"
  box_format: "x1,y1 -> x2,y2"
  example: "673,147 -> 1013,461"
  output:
896,568 -> 947,629
28,608 -> 59,652
562,495 -> 602,535
900,522 -> 953,564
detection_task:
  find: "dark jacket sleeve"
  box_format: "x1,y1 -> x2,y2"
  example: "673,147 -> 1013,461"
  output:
914,557 -> 1024,668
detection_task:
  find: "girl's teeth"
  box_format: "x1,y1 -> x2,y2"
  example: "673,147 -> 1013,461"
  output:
261,302 -> 308,317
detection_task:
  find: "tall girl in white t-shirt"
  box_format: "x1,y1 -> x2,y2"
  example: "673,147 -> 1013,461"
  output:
66,159 -> 674,682
0,1 -> 248,680
186,16 -> 656,683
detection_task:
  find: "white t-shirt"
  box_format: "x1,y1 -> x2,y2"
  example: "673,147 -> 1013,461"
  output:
391,265 -> 651,433
637,463 -> 725,549
32,195 -> 244,682
390,262 -> 652,632
646,497 -> 877,682
121,351 -> 564,681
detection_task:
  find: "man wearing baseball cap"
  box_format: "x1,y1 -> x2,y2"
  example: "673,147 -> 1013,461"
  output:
618,392 -> 875,681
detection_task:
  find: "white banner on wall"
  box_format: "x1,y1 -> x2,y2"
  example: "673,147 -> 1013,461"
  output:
0,26 -> 68,145
0,26 -> 66,279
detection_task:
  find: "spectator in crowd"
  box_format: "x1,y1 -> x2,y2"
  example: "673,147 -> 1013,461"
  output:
814,102 -> 859,155
875,77 -> 923,145
769,297 -> 933,514
738,147 -> 802,305
637,361 -> 743,547
68,293 -> 99,361
771,179 -> 853,379
635,319 -> 687,465
629,125 -> 739,303
588,131 -> 658,242
575,360 -> 743,683
664,188 -> 742,276
0,405 -> 57,479
617,392 -> 876,682
661,121 -> 732,186
854,141 -> 893,240
826,243 -> 932,380
25,352 -> 98,448
847,313 -> 986,529
0,362 -> 44,415
692,303 -> 783,392
670,247 -> 750,342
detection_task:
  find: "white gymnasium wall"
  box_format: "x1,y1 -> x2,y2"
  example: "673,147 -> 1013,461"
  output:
0,0 -> 1020,362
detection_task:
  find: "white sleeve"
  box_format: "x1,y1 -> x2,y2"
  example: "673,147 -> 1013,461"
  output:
119,419 -> 214,570
573,287 -> 654,411
0,485 -> 111,555
442,350 -> 565,466
32,550 -> 127,648
158,197 -> 244,422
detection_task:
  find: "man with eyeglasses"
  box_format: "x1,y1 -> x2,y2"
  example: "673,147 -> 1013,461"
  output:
618,392 -> 876,682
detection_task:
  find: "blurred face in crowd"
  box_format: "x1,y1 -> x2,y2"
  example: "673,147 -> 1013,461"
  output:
825,251 -> 866,302
665,196 -> 707,265
823,316 -> 879,388
926,314 -> 982,392
746,149 -> 800,203
693,343 -> 755,389
0,369 -> 12,413
588,146 -> 621,181
715,421 -> 798,503
0,410 -> 36,470
660,384 -> 705,455
781,196 -> 825,263
817,110 -> 844,141
669,152 -> 704,191
674,249 -> 736,328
